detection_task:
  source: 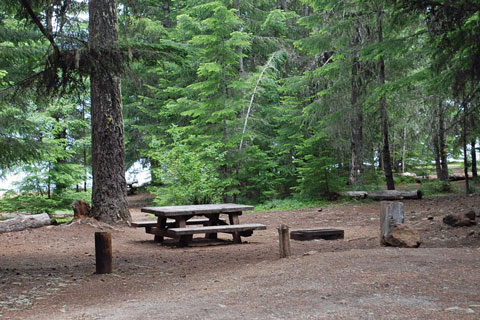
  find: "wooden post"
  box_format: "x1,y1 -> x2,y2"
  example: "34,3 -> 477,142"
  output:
95,232 -> 112,274
229,213 -> 242,244
278,224 -> 291,258
380,201 -> 404,246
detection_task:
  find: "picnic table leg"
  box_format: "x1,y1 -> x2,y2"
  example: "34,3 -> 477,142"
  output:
205,214 -> 220,240
176,217 -> 192,247
154,217 -> 167,243
229,212 -> 242,243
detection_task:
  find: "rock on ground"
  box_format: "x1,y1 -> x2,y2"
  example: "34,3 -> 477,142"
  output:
385,223 -> 422,248
443,213 -> 476,227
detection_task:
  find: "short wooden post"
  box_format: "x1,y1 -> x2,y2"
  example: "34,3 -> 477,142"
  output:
278,224 -> 291,258
380,201 -> 404,246
95,232 -> 112,274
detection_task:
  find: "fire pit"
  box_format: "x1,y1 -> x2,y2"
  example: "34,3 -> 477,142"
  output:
290,229 -> 344,241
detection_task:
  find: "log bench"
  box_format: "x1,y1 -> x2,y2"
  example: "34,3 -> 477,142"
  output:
169,223 -> 266,246
143,223 -> 266,246
131,217 -> 223,230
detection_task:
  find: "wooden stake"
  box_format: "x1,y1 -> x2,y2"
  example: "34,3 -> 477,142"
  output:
278,224 -> 291,258
95,232 -> 112,274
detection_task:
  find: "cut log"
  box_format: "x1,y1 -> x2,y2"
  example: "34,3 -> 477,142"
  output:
339,190 -> 422,200
0,213 -> 51,234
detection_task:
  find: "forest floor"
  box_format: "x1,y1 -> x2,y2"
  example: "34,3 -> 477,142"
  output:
1,185 -> 480,319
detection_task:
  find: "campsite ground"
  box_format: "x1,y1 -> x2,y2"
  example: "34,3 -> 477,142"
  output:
1,188 -> 480,319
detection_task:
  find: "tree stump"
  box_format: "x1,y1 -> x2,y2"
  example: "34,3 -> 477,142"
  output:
380,201 -> 404,245
72,200 -> 91,219
278,224 -> 291,258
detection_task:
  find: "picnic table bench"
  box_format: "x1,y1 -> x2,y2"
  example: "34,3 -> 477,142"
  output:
133,204 -> 266,247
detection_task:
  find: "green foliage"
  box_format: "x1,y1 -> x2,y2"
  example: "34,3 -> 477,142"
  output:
0,190 -> 90,214
352,169 -> 385,190
2,0 -> 479,214
147,126 -> 225,205
419,181 -> 451,197
255,197 -> 329,212
294,134 -> 347,198
261,10 -> 299,37
393,175 -> 416,185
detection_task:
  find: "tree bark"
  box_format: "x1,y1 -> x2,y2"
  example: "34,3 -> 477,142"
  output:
162,0 -> 171,27
402,126 -> 406,173
377,8 -> 395,190
471,139 -> 477,178
463,104 -> 470,193
348,30 -> 363,186
433,133 -> 442,179
233,0 -> 245,76
438,100 -> 449,181
89,0 -> 130,223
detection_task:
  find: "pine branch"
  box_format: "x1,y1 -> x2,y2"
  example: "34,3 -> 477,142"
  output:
19,0 -> 60,57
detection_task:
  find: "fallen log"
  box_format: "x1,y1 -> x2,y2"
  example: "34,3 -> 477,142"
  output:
367,190 -> 422,200
448,174 -> 469,182
339,189 -> 422,200
338,191 -> 368,198
0,213 -> 50,233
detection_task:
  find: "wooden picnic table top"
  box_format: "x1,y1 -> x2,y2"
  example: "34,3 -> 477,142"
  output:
140,203 -> 254,217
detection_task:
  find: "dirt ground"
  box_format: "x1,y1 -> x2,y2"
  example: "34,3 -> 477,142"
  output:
1,190 -> 480,320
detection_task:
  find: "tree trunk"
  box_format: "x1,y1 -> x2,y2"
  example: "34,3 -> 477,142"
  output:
162,0 -> 171,27
402,126 -> 406,173
278,0 -> 287,10
438,100 -> 449,181
233,0 -> 245,76
463,105 -> 470,194
89,0 -> 130,223
471,139 -> 477,178
348,45 -> 363,185
377,8 -> 395,190
433,133 -> 442,179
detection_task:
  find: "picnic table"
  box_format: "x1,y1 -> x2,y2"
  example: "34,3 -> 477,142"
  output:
135,204 -> 266,247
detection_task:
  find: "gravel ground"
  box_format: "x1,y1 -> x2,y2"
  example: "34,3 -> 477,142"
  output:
1,192 -> 480,319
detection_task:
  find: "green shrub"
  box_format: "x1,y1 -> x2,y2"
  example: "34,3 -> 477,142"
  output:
0,190 -> 90,214
393,175 -> 416,185
147,128 -> 224,205
420,180 -> 451,196
355,168 -> 385,186
255,197 -> 328,211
